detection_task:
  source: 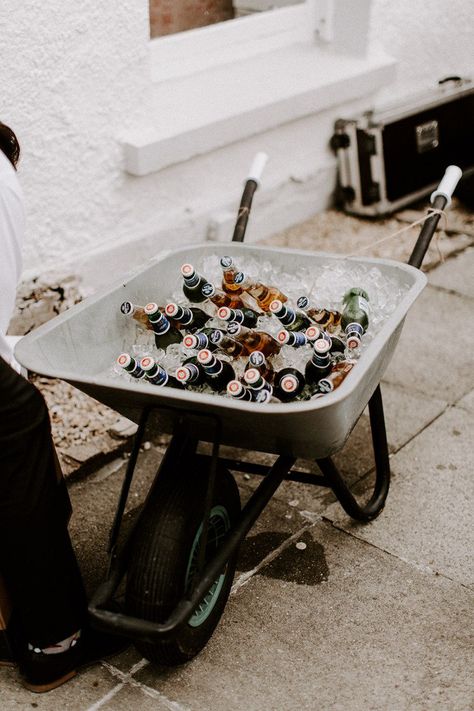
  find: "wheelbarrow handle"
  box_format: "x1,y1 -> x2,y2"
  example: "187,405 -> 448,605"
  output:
408,165 -> 463,269
232,152 -> 268,243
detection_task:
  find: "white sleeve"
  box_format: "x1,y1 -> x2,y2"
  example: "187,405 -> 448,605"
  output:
0,181 -> 25,364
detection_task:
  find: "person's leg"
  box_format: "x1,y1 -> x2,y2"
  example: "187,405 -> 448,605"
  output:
0,356 -> 88,648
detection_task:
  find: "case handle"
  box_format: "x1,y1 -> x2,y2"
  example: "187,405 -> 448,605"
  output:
232,152 -> 269,242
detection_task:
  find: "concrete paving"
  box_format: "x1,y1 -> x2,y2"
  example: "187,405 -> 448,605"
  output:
1,226 -> 473,710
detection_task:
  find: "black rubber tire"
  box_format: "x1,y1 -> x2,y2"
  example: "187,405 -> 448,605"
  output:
125,461 -> 240,665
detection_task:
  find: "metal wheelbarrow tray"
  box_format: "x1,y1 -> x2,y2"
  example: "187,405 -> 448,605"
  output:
15,243 -> 424,459
13,163 -> 460,664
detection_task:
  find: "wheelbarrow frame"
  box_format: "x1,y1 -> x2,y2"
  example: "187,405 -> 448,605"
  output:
87,176 -> 452,644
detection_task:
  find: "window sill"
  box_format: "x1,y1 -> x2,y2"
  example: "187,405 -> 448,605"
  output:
123,43 -> 396,177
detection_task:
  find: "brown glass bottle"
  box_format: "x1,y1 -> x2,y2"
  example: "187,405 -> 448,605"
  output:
297,296 -> 341,332
120,301 -> 154,330
220,256 -> 243,296
318,360 -> 355,393
226,322 -> 281,357
201,282 -> 245,310
234,272 -> 288,312
208,330 -> 245,358
244,350 -> 275,383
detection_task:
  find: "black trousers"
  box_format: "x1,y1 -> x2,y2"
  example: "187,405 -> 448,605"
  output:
0,356 -> 88,648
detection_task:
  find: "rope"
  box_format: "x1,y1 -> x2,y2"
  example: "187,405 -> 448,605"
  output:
345,208 -> 448,263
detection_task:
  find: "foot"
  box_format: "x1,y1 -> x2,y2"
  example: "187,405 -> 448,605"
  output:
20,627 -> 130,693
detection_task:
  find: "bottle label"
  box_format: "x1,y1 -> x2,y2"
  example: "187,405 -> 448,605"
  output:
345,322 -> 364,338
358,296 -> 370,315
179,308 -> 193,326
152,315 -> 171,335
205,358 -> 223,377
148,367 -> 168,387
289,332 -> 307,347
280,306 -> 296,326
194,333 -> 209,349
249,351 -> 265,367
186,363 -> 200,382
296,296 -> 309,310
210,330 -> 224,345
201,282 -> 214,297
227,321 -> 241,336
120,301 -> 133,315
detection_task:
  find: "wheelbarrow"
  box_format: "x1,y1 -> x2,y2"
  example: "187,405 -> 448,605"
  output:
15,159 -> 462,665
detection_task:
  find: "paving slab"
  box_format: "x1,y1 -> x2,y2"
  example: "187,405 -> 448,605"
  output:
456,388 -> 474,414
427,246 -> 474,299
383,285 -> 474,403
133,521 -> 474,711
0,660 -> 123,711
324,406 -> 474,587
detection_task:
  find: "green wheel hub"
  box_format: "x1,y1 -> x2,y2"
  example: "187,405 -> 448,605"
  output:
185,505 -> 230,628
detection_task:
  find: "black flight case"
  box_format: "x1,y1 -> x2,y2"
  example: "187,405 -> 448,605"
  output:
331,77 -> 474,216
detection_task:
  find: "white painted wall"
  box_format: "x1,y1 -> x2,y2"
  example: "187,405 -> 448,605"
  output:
370,0 -> 474,101
1,0 -> 472,286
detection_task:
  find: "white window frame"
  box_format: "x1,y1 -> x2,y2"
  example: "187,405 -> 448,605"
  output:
150,1 -> 318,83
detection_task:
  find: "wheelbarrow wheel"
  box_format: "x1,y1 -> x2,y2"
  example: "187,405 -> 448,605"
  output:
125,461 -> 240,665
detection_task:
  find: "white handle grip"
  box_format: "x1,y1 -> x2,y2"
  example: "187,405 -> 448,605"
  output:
430,165 -> 462,206
247,152 -> 268,184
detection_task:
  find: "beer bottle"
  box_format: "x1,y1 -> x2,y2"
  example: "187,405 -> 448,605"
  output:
297,296 -> 340,331
207,329 -> 246,358
183,329 -> 225,352
144,302 -> 182,349
244,350 -> 274,383
139,356 -> 184,389
227,321 -> 281,357
277,329 -> 308,348
165,302 -> 210,331
234,272 -> 288,312
226,379 -> 253,401
217,305 -> 259,329
320,331 -> 346,354
197,349 -> 235,392
269,299 -> 311,332
318,360 -> 355,393
220,256 -> 243,296
175,357 -> 207,386
341,287 -> 369,349
305,338 -> 332,384
116,353 -> 146,379
181,264 -> 208,303
201,282 -> 245,310
243,367 -> 273,398
273,367 -> 306,402
120,301 -> 153,330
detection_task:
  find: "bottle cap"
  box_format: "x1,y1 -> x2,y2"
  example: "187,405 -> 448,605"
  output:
218,306 -> 232,320
181,264 -> 194,278
220,256 -> 233,268
314,338 -> 331,354
254,389 -> 272,404
120,301 -> 133,315
227,379 -> 244,397
175,366 -> 191,382
305,326 -> 320,341
296,296 -> 309,309
277,329 -> 290,344
280,374 -> 298,393
165,302 -> 180,317
117,353 -> 132,368
144,302 -> 160,315
197,349 -> 213,365
249,350 -> 265,366
183,334 -> 198,349
269,299 -> 283,313
318,378 -> 334,393
209,330 -> 223,345
140,356 -> 156,372
346,335 -> 361,349
244,368 -> 260,385
227,321 -> 241,336
234,272 -> 245,285
201,282 -> 215,297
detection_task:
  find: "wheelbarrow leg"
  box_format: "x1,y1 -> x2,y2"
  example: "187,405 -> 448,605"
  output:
316,385 -> 390,522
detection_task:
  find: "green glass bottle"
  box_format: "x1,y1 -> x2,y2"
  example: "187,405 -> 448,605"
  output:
341,287 -> 369,349
269,299 -> 311,332
165,302 -> 210,331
